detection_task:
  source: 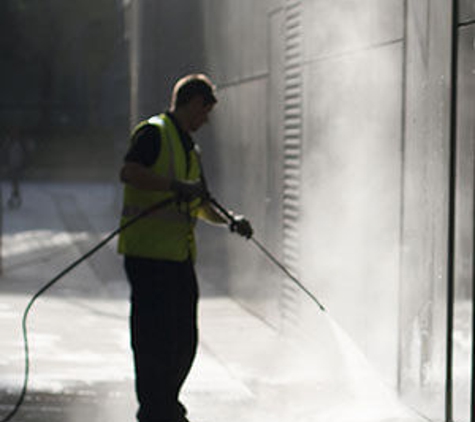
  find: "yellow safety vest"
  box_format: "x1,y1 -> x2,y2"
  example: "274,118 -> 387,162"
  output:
117,113 -> 202,261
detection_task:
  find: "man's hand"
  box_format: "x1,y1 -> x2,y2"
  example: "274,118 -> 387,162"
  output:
170,180 -> 208,202
229,215 -> 253,239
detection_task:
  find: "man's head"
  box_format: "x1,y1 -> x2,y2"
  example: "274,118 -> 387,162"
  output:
170,74 -> 217,133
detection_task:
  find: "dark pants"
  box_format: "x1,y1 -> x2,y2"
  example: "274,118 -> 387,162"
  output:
124,256 -> 199,422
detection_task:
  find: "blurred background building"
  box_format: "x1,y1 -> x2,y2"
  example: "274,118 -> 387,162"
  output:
0,0 -> 129,181
0,1 -> 473,421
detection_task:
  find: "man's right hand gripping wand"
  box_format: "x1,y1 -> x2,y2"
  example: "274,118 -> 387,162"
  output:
207,196 -> 253,239
193,153 -> 253,239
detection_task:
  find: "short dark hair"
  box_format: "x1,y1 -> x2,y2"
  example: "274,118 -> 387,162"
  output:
171,74 -> 217,109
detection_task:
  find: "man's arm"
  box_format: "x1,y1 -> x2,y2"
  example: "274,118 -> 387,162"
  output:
120,161 -> 206,201
196,201 -> 228,224
197,201 -> 254,239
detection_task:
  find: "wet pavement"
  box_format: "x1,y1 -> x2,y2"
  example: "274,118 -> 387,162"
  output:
0,183 -> 428,422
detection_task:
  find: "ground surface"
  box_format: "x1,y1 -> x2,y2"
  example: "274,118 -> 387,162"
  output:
0,183 -> 427,422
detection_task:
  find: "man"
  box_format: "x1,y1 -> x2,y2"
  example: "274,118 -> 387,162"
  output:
118,73 -> 252,422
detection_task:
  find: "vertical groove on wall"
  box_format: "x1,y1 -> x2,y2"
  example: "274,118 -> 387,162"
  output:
281,0 -> 303,325
397,0 -> 409,394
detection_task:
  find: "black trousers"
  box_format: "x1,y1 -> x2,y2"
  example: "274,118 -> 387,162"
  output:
124,256 -> 199,422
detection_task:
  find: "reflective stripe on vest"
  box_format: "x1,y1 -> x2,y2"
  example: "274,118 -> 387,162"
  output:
117,114 -> 201,261
121,204 -> 197,224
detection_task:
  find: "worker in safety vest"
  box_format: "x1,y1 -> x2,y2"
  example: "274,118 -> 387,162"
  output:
118,73 -> 252,422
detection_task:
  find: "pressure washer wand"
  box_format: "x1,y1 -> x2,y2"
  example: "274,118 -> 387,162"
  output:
208,196 -> 326,312
250,237 -> 326,312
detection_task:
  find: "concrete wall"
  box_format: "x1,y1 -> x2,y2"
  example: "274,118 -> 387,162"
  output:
299,0 -> 404,386
454,2 -> 475,420
200,0 -> 284,321
398,0 -> 453,417
201,0 -> 407,384
199,0 -> 465,419
129,0 -> 205,125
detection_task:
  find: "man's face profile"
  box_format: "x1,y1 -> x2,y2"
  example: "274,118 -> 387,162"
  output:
189,98 -> 214,132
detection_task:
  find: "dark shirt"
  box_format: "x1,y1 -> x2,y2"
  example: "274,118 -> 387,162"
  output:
124,112 -> 194,169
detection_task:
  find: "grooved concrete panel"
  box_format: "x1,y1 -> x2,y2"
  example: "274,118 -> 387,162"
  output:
203,0 -> 408,390
201,0 -> 276,85
301,43 -> 403,384
398,0 -> 452,418
266,8 -> 286,256
130,0 -> 205,122
453,24 -> 475,422
211,79 -> 279,316
303,0 -> 404,61
460,0 -> 475,22
455,26 -> 475,299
